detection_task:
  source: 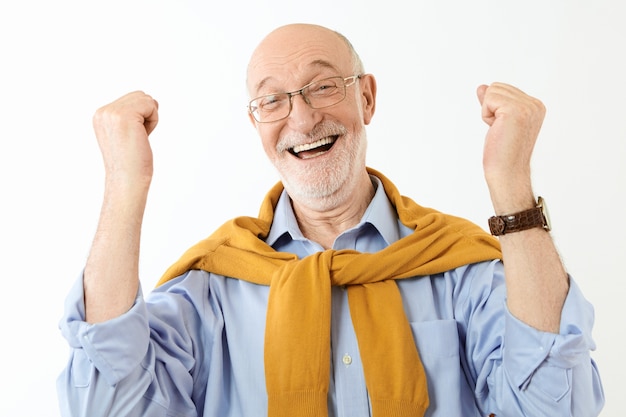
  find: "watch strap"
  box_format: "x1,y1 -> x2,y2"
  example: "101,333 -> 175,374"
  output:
488,203 -> 547,236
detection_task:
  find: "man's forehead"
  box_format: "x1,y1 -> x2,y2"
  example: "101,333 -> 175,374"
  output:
251,59 -> 342,93
247,31 -> 351,94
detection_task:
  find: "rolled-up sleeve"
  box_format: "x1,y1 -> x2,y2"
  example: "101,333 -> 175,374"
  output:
57,272 -> 212,417
466,262 -> 605,417
496,279 -> 604,416
59,275 -> 151,386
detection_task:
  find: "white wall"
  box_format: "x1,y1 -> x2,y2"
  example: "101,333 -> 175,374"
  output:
1,1 -> 623,415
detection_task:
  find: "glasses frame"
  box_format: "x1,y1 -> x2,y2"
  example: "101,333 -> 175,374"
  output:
248,74 -> 363,123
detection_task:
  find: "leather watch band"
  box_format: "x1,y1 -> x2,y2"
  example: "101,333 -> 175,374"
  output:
488,197 -> 550,236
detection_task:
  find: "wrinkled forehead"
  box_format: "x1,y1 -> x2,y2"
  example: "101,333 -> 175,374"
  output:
246,25 -> 353,96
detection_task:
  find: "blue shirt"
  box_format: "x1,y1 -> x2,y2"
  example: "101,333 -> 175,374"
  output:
57,176 -> 604,416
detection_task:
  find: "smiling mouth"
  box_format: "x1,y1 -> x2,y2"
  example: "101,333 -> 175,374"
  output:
289,136 -> 338,159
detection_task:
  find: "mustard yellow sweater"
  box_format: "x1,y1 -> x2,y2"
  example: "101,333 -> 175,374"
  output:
158,168 -> 502,417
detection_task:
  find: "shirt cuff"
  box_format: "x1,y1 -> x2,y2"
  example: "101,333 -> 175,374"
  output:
58,272 -> 151,386
503,278 -> 596,391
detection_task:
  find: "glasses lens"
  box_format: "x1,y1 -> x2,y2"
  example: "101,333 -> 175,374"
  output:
304,77 -> 346,109
249,76 -> 350,123
250,93 -> 290,123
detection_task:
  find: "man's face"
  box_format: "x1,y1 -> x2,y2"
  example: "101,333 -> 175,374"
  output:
246,25 -> 375,210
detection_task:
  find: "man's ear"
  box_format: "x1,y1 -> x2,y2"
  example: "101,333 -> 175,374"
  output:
247,111 -> 258,129
360,74 -> 377,125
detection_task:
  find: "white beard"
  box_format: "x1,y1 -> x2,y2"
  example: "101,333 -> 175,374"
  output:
271,120 -> 368,211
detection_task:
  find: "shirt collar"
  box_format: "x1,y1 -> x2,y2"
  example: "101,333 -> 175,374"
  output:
265,175 -> 401,248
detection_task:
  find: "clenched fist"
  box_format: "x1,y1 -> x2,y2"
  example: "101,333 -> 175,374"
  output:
476,82 -> 546,214
92,91 -> 159,189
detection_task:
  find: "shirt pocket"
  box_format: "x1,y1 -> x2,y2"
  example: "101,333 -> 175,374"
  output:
410,320 -> 468,416
410,319 -> 460,359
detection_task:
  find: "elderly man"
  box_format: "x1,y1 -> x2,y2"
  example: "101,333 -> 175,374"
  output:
58,23 -> 604,416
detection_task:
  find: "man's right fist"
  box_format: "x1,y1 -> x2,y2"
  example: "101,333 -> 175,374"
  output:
92,91 -> 159,185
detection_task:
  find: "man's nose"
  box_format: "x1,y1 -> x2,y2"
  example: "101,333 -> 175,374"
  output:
287,94 -> 320,132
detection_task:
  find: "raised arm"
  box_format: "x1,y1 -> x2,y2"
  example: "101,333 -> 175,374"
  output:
84,91 -> 159,323
477,82 -> 569,333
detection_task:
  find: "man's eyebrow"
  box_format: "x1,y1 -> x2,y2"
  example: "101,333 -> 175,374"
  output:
254,60 -> 341,94
309,59 -> 340,72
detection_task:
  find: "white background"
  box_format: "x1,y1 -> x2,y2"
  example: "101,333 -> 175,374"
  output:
1,1 -> 624,416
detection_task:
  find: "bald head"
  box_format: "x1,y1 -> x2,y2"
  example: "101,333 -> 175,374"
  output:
246,24 -> 363,97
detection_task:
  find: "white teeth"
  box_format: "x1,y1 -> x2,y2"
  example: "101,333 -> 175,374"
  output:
292,137 -> 334,154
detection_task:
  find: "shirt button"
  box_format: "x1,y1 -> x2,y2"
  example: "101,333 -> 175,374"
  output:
342,354 -> 352,366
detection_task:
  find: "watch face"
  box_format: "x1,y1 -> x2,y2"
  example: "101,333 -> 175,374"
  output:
538,196 -> 552,231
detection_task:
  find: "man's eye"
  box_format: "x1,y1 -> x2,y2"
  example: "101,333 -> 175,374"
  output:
259,95 -> 285,110
311,82 -> 338,95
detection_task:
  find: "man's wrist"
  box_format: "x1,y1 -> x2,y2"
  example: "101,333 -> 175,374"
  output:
488,196 -> 551,236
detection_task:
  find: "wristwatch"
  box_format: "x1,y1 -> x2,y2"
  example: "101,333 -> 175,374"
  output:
488,196 -> 551,236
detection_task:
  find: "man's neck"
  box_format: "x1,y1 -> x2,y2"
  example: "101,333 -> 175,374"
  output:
291,173 -> 376,249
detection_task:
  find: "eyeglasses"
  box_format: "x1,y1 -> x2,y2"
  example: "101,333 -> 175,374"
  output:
248,74 -> 363,123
